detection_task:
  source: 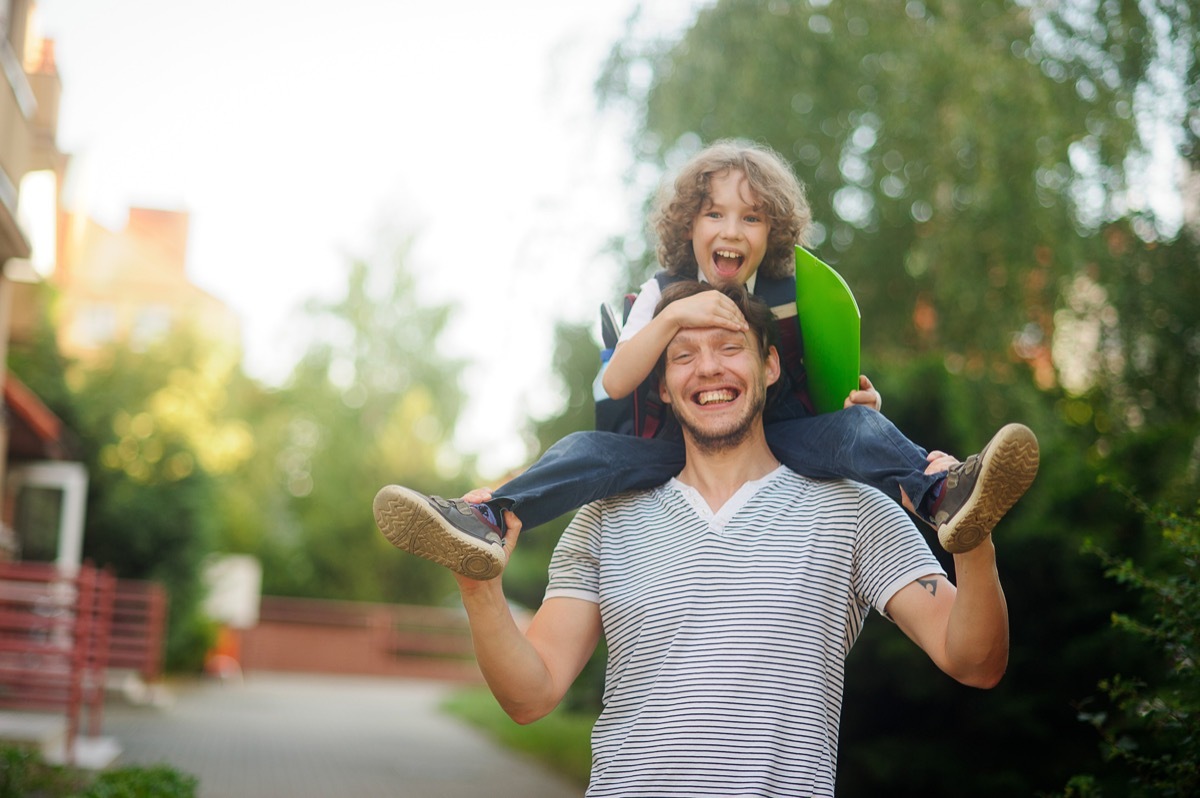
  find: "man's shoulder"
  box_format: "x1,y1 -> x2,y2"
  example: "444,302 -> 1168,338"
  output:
573,482 -> 667,520
770,470 -> 895,508
590,482 -> 676,510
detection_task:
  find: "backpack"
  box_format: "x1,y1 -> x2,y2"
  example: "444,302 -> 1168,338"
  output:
592,292 -> 651,437
593,272 -> 813,438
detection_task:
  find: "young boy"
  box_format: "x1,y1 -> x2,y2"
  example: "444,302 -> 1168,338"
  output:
374,140 -> 1040,580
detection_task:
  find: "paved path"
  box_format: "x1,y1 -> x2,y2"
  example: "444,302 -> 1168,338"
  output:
102,673 -> 582,798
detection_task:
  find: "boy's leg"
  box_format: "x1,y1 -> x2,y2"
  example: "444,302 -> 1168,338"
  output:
488,431 -> 686,529
765,404 -> 938,509
764,407 -> 1039,552
374,431 -> 685,579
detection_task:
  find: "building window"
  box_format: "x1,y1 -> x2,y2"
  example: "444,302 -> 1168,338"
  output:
131,304 -> 173,350
77,303 -> 117,346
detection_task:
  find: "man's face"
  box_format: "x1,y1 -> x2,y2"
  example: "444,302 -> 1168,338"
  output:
689,169 -> 770,287
659,324 -> 780,453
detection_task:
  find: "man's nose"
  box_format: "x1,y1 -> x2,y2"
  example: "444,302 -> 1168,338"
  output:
695,348 -> 724,374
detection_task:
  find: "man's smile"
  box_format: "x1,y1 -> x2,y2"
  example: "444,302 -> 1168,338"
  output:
695,388 -> 740,406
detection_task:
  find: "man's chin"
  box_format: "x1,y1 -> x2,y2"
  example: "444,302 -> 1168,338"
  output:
679,416 -> 756,454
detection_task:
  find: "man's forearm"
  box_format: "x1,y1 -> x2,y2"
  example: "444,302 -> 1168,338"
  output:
457,578 -> 563,724
944,540 -> 1009,688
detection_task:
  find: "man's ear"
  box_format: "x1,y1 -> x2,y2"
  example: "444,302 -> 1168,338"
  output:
659,375 -> 672,405
765,345 -> 781,387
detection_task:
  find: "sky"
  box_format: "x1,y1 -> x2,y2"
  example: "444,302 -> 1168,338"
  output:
32,0 -> 700,478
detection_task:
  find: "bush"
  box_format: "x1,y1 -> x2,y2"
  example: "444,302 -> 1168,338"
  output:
81,764 -> 198,798
1060,494 -> 1200,796
0,745 -> 197,798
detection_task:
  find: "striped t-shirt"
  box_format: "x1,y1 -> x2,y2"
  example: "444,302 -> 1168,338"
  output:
545,466 -> 944,797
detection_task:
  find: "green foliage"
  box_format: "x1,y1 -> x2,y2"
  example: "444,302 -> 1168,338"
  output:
0,745 -> 197,798
0,745 -> 84,797
500,321 -> 601,609
1063,496 -> 1200,797
68,336 -> 230,672
587,1 -> 1200,795
210,236 -> 475,606
10,321 -> 228,672
603,0 -> 1128,386
441,686 -> 595,786
80,764 -> 198,798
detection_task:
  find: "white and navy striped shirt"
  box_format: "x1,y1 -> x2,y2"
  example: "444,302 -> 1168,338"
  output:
545,466 -> 944,797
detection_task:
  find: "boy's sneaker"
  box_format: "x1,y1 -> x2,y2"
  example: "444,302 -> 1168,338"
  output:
932,423 -> 1040,553
373,485 -> 506,580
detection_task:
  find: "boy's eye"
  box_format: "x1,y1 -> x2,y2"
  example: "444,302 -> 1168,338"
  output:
744,214 -> 762,223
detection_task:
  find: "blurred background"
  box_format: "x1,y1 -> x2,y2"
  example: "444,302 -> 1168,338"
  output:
2,0 -> 1197,795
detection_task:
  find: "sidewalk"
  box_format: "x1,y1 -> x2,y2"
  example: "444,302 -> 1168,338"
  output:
103,673 -> 582,798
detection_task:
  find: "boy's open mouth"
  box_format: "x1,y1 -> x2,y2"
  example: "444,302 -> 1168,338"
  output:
695,388 -> 739,406
712,250 -> 744,278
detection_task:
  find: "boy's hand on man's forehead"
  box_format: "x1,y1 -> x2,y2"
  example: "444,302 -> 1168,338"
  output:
663,291 -> 749,335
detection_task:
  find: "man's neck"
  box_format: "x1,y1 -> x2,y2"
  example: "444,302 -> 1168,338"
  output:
674,426 -> 780,513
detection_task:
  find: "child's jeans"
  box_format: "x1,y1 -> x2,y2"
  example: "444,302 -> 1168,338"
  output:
491,402 -> 939,531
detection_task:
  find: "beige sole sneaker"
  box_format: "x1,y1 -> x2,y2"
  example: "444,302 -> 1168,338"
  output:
935,423 -> 1040,553
373,485 -> 506,580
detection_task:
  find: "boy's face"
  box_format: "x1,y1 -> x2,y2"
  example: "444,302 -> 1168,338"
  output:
689,169 -> 769,288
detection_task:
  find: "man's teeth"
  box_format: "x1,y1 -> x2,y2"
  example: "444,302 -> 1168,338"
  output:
697,389 -> 736,405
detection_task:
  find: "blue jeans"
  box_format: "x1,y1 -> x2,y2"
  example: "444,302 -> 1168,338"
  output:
491,401 -> 939,531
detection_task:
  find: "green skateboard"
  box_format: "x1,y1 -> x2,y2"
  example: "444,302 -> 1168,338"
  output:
795,246 -> 861,414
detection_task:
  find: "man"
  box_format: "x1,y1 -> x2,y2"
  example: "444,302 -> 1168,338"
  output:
442,282 -> 1027,796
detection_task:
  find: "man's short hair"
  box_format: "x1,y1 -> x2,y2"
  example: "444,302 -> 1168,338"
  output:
652,282 -> 778,378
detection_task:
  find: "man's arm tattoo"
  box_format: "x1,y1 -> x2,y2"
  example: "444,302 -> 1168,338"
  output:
917,577 -> 939,596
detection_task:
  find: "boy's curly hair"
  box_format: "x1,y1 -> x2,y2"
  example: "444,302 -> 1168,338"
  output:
652,139 -> 811,280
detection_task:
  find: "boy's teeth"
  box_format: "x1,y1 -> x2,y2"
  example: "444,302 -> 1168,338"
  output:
716,250 -> 740,259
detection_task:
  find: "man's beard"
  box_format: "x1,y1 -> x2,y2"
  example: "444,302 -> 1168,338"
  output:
674,380 -> 768,455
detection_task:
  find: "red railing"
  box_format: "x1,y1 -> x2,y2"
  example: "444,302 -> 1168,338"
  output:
0,561 -> 102,761
239,595 -> 489,682
0,562 -> 168,763
107,579 -> 168,683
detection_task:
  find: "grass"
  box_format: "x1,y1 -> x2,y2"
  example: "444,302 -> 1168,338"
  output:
440,685 -> 596,786
0,744 -> 198,798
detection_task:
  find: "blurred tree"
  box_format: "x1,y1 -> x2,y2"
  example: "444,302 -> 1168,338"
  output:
12,322 -> 242,670
212,237 -> 476,606
601,0 -> 1135,408
500,320 -> 600,608
592,0 -> 1199,793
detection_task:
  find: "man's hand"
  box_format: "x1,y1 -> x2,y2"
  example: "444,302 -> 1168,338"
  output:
453,487 -> 522,593
923,450 -> 960,475
844,374 -> 883,412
